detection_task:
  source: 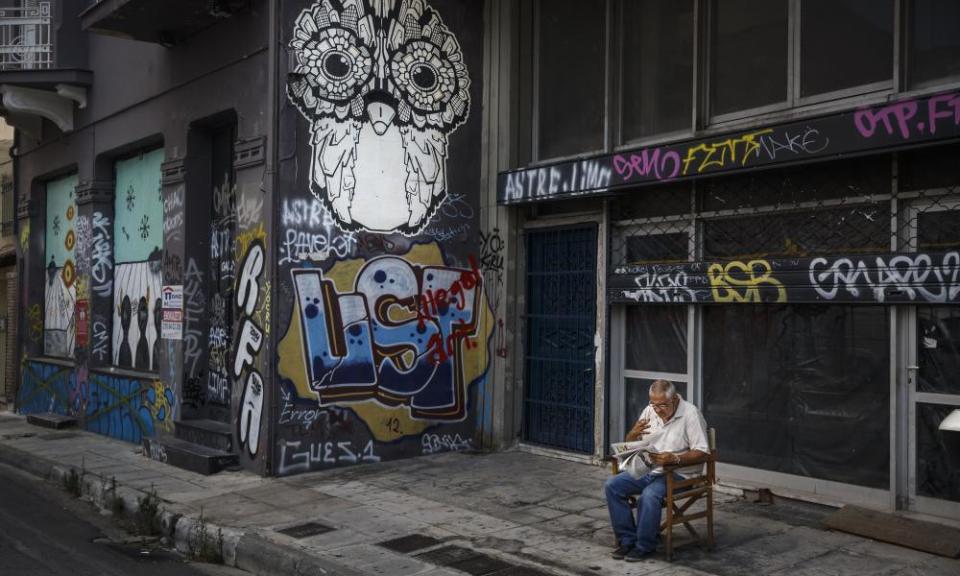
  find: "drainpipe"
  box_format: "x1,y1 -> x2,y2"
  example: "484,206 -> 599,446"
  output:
265,0 -> 280,475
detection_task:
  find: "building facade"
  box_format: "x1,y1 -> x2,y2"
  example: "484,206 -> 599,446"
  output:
492,0 -> 960,524
5,0 -> 959,525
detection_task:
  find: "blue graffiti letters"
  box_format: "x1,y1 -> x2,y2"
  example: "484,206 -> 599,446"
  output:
292,255 -> 482,420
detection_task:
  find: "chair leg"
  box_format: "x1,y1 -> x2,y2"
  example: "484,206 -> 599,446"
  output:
706,487 -> 715,550
665,497 -> 674,561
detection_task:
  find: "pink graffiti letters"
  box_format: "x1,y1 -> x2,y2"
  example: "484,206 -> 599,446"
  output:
613,148 -> 682,183
854,92 -> 960,140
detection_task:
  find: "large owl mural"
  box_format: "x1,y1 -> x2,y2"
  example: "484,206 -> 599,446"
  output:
287,0 -> 471,235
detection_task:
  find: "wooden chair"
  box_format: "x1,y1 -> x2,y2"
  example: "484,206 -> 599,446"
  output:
607,428 -> 717,561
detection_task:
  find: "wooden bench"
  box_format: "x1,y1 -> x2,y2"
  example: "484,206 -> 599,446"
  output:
607,428 -> 717,561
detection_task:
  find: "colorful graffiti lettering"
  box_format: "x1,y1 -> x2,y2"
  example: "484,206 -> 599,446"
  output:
278,243 -> 493,442
292,253 -> 482,420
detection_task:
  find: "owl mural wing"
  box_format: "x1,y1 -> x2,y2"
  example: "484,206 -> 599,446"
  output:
386,0 -> 470,233
288,0 -> 471,235
288,0 -> 376,228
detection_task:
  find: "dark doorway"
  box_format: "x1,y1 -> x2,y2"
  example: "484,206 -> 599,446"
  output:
523,226 -> 597,453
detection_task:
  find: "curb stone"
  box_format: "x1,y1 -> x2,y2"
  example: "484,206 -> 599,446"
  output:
0,439 -> 364,576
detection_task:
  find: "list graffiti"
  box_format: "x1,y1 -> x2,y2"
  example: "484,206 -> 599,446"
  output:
292,254 -> 483,421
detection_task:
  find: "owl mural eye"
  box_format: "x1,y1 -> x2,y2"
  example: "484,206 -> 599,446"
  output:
299,27 -> 373,103
390,40 -> 459,114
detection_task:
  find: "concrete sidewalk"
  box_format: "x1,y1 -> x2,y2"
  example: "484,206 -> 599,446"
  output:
0,413 -> 955,576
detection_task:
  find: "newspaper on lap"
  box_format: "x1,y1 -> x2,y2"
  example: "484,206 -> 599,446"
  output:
610,428 -> 666,479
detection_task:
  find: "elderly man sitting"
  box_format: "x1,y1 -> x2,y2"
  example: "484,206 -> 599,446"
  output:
605,379 -> 710,562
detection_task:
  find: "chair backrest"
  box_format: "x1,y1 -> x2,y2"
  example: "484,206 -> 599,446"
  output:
708,428 -> 717,454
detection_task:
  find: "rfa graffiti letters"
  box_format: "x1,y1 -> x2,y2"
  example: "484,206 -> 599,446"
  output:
810,252 -> 960,303
292,256 -> 483,421
235,241 -> 265,459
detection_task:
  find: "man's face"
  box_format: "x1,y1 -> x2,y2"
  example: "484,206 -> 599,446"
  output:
649,392 -> 678,420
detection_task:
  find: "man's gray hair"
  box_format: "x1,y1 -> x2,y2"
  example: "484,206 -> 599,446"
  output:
649,379 -> 675,398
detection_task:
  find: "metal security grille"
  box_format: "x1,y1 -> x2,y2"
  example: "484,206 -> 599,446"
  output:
523,226 -> 597,453
609,149 -> 960,305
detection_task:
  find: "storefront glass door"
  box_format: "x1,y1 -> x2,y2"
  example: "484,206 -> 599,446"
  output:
903,198 -> 960,519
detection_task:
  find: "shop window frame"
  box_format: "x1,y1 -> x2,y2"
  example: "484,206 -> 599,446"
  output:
614,0 -> 699,150
705,0 -> 896,127
902,0 -> 960,91
530,0 -> 612,164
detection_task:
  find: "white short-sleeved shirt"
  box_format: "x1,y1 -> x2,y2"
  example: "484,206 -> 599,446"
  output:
636,397 -> 710,476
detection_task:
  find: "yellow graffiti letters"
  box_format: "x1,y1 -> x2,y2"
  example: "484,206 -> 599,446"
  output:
682,129 -> 773,176
708,260 -> 786,303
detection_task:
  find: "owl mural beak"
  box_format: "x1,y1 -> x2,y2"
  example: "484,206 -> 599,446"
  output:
366,101 -> 396,136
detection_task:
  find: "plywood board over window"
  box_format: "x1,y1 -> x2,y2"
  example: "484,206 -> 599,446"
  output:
112,148 -> 164,372
44,174 -> 78,358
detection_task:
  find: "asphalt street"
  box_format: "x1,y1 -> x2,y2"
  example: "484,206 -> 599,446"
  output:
0,461 -> 244,576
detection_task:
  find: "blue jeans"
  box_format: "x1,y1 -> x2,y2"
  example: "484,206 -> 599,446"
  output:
604,471 -> 676,553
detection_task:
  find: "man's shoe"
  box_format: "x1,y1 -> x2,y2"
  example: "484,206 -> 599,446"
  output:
610,544 -> 633,560
624,548 -> 652,562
